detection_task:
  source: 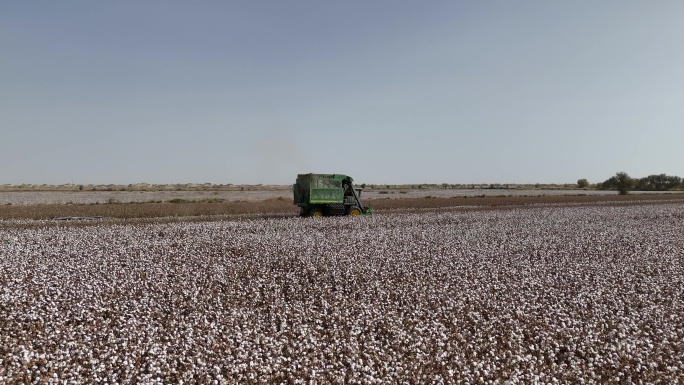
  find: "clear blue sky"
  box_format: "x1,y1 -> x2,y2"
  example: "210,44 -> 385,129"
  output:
2,1 -> 683,185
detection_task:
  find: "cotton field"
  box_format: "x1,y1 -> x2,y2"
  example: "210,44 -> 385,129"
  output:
1,204 -> 683,384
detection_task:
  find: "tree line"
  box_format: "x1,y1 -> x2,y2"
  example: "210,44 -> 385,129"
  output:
578,172 -> 683,195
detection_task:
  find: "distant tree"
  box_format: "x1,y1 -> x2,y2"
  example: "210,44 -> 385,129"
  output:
601,172 -> 634,195
616,172 -> 635,195
635,174 -> 682,191
577,179 -> 589,188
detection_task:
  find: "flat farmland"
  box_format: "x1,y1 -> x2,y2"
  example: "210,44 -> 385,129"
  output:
1,199 -> 683,383
1,190 -> 684,221
3,188 -> 679,206
0,189 -> 567,206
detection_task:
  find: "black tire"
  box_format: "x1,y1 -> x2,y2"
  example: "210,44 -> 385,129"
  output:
309,208 -> 324,217
347,206 -> 362,216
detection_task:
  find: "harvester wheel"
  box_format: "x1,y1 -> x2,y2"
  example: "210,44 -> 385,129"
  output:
348,206 -> 362,216
309,208 -> 324,217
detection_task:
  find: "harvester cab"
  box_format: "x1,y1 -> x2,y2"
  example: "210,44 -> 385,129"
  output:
293,173 -> 372,217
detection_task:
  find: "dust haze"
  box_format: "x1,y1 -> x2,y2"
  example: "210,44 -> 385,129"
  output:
251,128 -> 310,184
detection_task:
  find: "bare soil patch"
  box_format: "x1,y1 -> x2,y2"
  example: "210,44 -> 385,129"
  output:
368,193 -> 684,211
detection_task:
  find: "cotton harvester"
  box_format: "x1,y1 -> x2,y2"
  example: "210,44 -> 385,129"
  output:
293,173 -> 372,217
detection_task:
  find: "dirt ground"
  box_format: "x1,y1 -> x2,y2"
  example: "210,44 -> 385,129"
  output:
1,193 -> 683,221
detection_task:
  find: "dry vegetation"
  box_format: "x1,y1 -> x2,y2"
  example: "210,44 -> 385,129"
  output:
0,198 -> 295,221
1,202 -> 683,383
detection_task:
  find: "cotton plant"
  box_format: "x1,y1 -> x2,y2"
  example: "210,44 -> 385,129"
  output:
0,205 -> 682,383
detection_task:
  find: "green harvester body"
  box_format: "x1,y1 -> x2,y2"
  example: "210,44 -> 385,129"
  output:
293,173 -> 372,217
